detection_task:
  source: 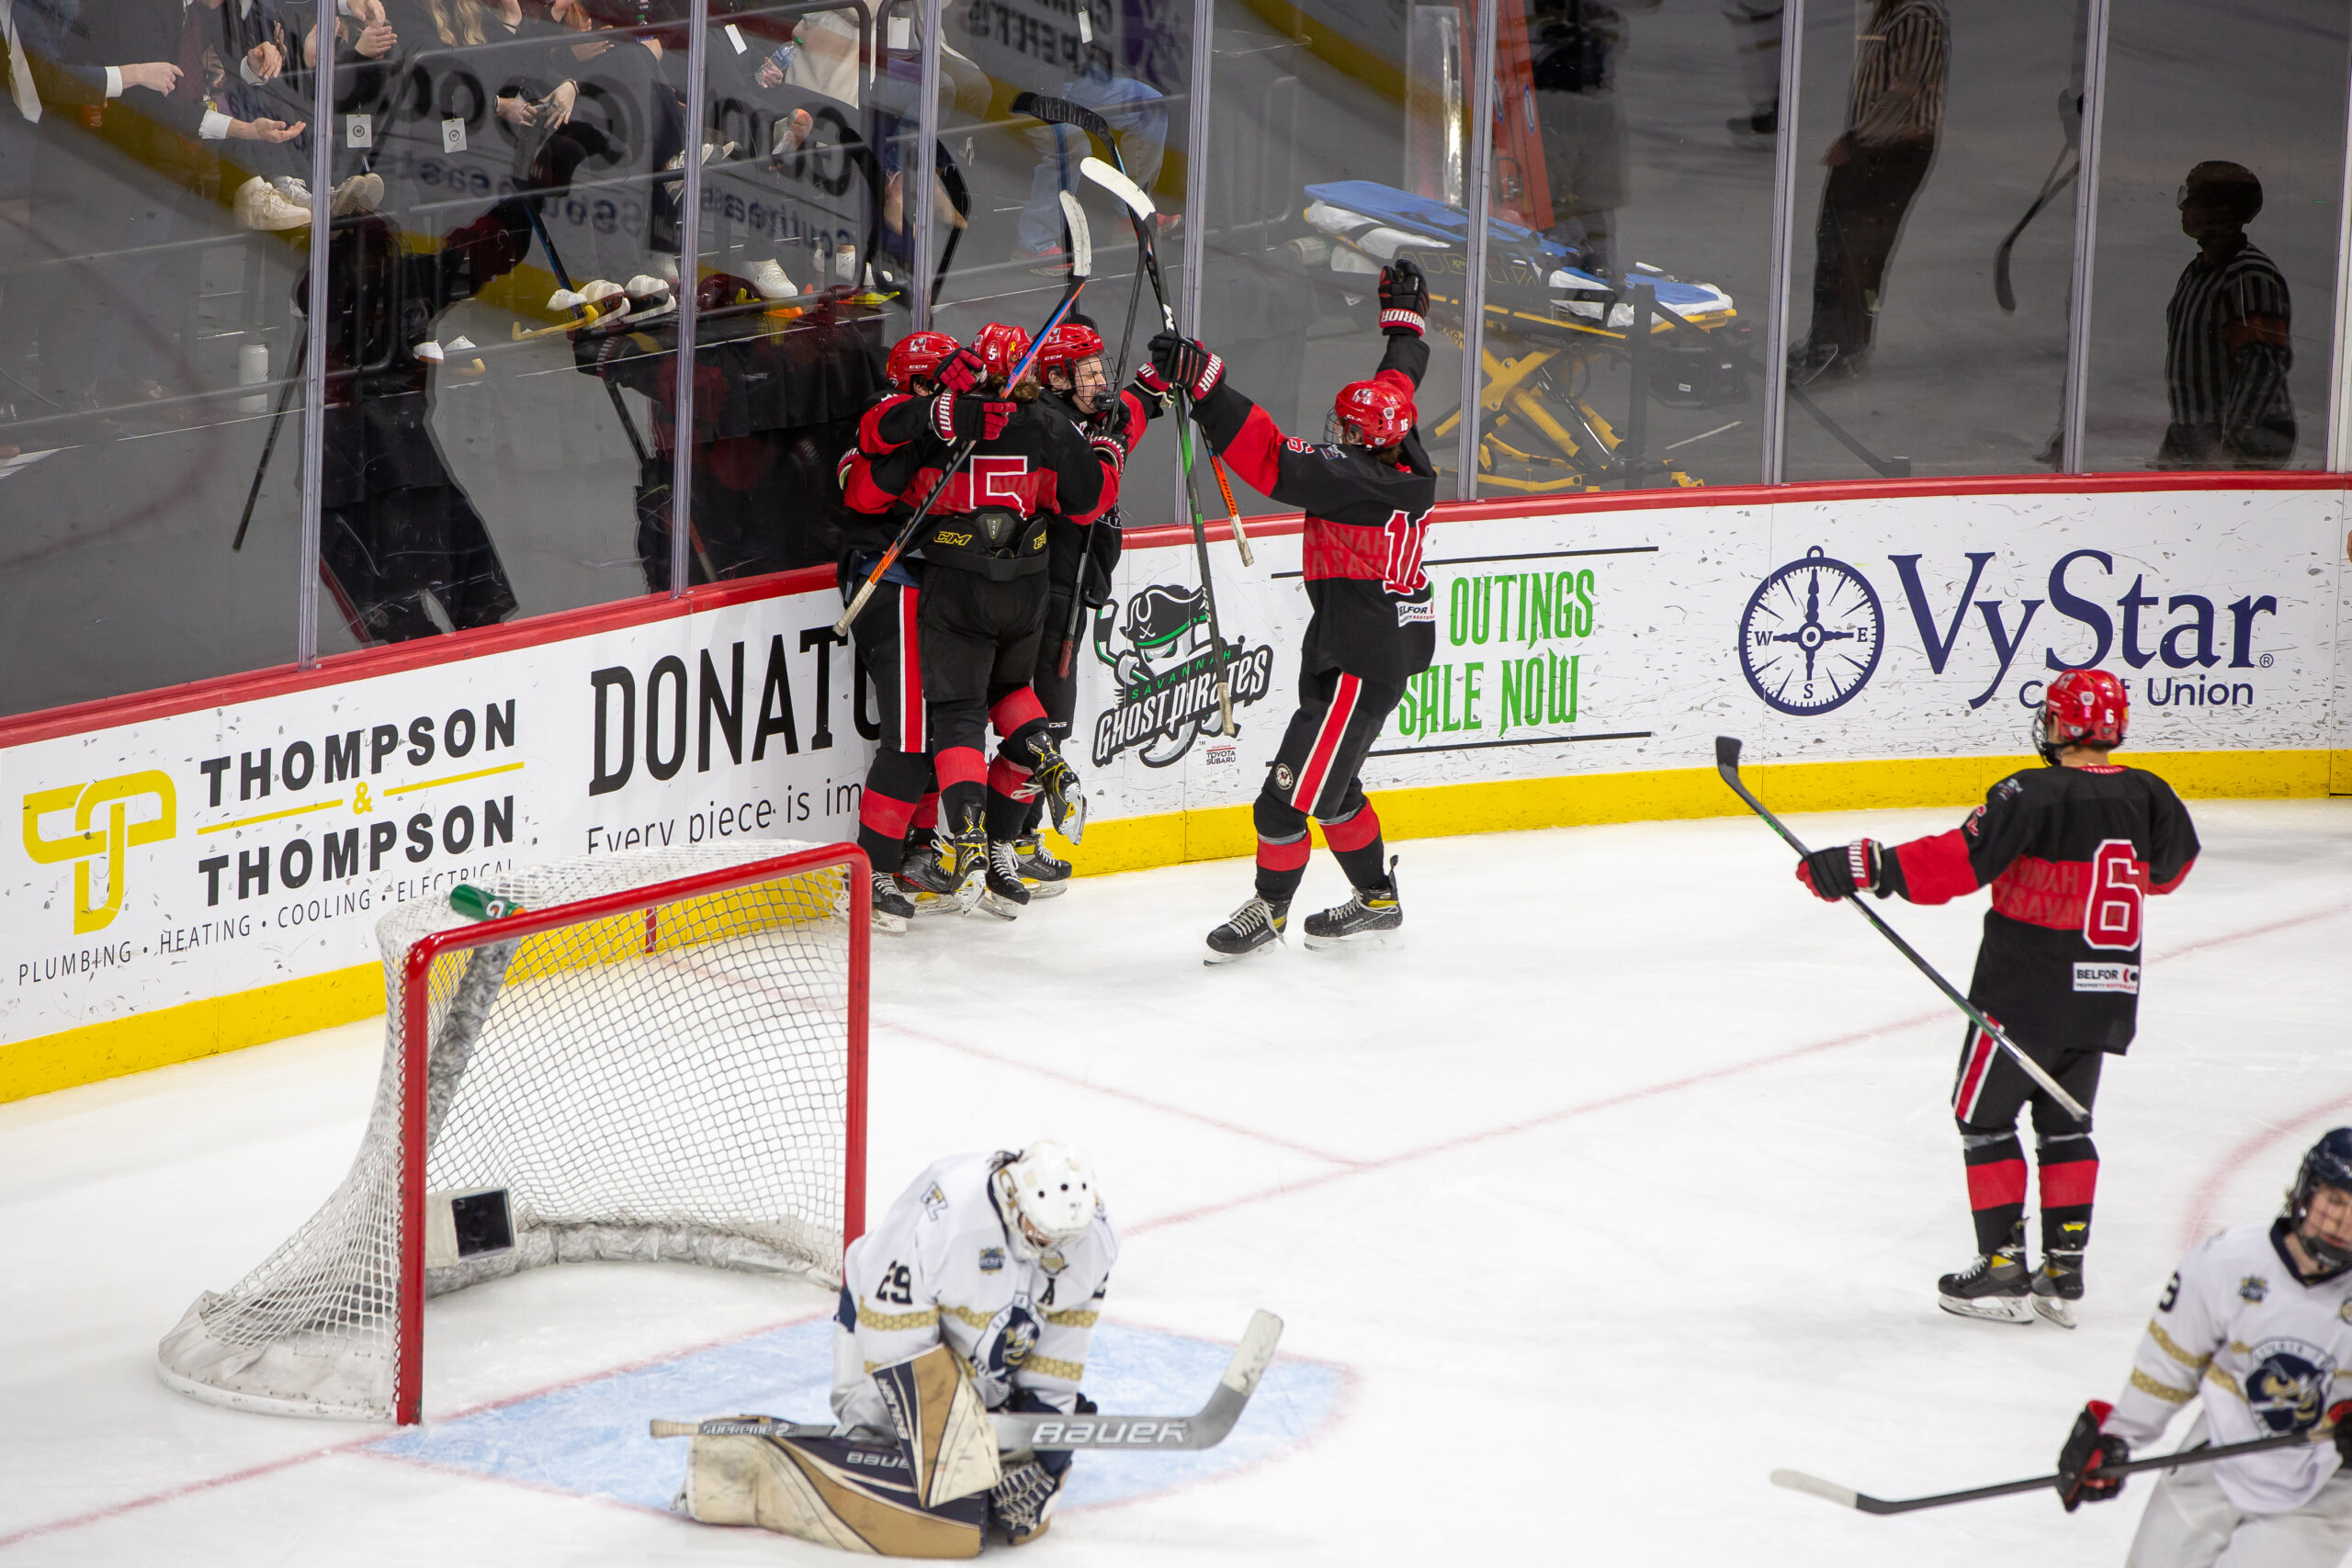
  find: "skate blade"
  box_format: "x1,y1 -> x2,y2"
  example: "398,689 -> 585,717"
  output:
2030,1294 -> 2079,1329
1301,928 -> 1401,953
1938,1293 -> 2035,1324
1021,879 -> 1070,898
871,908 -> 910,935
977,888 -> 1027,920
1203,941 -> 1276,966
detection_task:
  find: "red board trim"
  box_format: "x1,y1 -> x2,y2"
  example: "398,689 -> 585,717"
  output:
3,471 -> 2341,749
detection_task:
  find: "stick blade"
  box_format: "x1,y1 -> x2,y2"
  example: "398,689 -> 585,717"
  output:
1994,243 -> 2018,312
1220,1310 -> 1283,1398
1080,155 -> 1154,221
1057,189 -> 1092,281
1714,735 -> 1744,773
1770,1469 -> 1861,1509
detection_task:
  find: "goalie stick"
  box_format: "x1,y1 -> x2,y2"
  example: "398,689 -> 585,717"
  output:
1773,1421 -> 2334,1516
832,197 -> 1094,637
650,1309 -> 1283,1452
1713,736 -> 2090,1121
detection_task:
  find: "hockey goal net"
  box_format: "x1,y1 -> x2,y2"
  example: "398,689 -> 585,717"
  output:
157,842 -> 868,1424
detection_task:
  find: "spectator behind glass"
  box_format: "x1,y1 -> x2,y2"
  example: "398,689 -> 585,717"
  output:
2154,160 -> 2293,470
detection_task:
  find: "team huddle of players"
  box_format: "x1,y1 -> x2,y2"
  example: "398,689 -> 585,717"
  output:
835,259 -> 1444,964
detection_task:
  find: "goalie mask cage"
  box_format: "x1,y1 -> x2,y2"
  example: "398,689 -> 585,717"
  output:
157,842 -> 869,1425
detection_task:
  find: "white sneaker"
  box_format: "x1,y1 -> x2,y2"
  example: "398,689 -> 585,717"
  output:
330,173 -> 383,216
234,175 -> 311,231
747,258 -> 797,300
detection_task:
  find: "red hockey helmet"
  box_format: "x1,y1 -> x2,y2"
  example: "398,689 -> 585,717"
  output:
1036,322 -> 1106,375
887,330 -> 961,391
2041,668 -> 2128,760
1329,378 -> 1415,448
974,322 -> 1034,384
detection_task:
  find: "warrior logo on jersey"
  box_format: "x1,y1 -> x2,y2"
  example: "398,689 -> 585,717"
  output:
1089,583 -> 1276,768
2245,1340 -> 2335,1433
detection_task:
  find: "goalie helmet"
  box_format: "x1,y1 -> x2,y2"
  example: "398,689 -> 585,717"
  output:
1327,377 -> 1415,448
993,1141 -> 1098,1258
2039,668 -> 2128,763
974,322 -> 1034,384
2286,1128 -> 2352,1272
887,330 -> 961,391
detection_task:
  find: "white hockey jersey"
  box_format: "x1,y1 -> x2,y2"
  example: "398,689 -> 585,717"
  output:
2107,1222 -> 2352,1514
831,1151 -> 1117,1434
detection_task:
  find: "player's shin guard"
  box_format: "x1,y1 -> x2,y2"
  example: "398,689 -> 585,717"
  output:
2036,1133 -> 2098,1255
1961,1130 -> 2030,1258
857,753 -> 933,875
1320,799 -> 1387,890
1251,794 -> 1312,904
986,754 -> 1034,844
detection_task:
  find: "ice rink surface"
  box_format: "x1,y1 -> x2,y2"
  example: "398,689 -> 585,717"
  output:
4,797 -> 2349,1565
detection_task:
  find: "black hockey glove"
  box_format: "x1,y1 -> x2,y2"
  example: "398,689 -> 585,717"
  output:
1080,509 -> 1123,609
2331,1401 -> 2352,1464
2055,1400 -> 2129,1512
1148,331 -> 1222,400
1795,839 -> 1900,901
1378,256 -> 1428,336
931,392 -> 1013,443
1088,428 -> 1127,476
1127,364 -> 1174,418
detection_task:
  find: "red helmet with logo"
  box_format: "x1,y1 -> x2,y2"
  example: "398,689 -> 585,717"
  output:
974,322 -> 1034,383
887,330 -> 960,391
1329,377 -> 1415,447
1036,322 -> 1106,376
2042,668 -> 2128,759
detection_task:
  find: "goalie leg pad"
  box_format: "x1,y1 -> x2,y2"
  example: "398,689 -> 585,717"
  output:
674,1427 -> 985,1559
872,1343 -> 1004,1507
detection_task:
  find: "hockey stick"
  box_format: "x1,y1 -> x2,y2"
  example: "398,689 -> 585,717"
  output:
1080,157 -> 1241,734
651,1309 -> 1283,1452
831,278 -> 1093,637
1009,93 -> 1148,384
1772,1422 -> 2333,1516
1995,147 -> 2078,313
1713,736 -> 2090,1121
232,330 -> 305,552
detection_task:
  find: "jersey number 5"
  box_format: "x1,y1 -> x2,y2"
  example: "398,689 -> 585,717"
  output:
2084,839 -> 2145,951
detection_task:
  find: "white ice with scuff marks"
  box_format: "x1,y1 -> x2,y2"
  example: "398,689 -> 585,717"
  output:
3,799 -> 2348,1564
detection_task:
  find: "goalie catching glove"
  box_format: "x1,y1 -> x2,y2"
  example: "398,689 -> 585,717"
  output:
1795,839 -> 1906,901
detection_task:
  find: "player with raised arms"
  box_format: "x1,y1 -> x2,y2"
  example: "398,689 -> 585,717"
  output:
1143,258 -> 1440,963
1793,669 -> 2199,1324
2052,1129 -> 2352,1563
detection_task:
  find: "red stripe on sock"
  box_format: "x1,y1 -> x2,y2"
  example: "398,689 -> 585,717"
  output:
1322,802 -> 1382,852
936,747 -> 986,791
989,755 -> 1032,798
2040,1158 -> 2099,1209
858,789 -> 919,840
1257,836 -> 1312,873
990,687 -> 1046,737
911,793 -> 940,832
1966,1158 -> 2029,1212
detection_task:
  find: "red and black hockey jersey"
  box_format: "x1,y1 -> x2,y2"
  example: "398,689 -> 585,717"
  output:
843,393 -> 1114,577
1188,333 -> 1439,682
1889,764 -> 2199,1054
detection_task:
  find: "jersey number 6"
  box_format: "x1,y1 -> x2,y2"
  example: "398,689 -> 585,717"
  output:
2084,839 -> 2145,952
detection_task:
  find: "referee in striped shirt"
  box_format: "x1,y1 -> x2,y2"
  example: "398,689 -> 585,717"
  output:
1791,0 -> 1948,382
2154,161 -> 2295,469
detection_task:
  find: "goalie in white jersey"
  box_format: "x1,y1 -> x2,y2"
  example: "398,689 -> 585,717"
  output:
2054,1128 -> 2352,1566
832,1141 -> 1118,1543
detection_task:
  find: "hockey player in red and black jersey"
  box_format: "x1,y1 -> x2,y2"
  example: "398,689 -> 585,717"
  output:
1794,669 -> 2200,1325
843,323 -> 1126,919
1007,319 -> 1157,898
1146,258 -> 1440,964
835,329 -> 966,931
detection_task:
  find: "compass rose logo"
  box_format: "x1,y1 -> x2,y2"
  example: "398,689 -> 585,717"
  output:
1737,547 -> 1885,716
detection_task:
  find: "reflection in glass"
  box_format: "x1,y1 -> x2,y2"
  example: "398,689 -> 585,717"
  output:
2079,0 -> 2345,472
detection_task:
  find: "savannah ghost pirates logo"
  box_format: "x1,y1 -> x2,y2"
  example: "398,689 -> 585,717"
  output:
1090,583 -> 1275,768
2245,1340 -> 2335,1434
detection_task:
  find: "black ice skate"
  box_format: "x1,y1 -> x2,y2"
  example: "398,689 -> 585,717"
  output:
1204,896 -> 1288,965
2030,1249 -> 2085,1329
1007,835 -> 1071,897
898,833 -> 982,915
1303,862 -> 1403,951
977,842 -> 1033,920
1938,1245 -> 2034,1324
870,871 -> 914,934
1017,736 -> 1087,844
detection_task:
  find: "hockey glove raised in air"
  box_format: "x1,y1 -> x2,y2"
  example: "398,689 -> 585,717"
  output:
1127,363 -> 1174,417
1147,332 -> 1222,400
1795,839 -> 1903,901
932,392 -> 1014,443
1378,256 -> 1428,336
937,345 -> 988,394
2054,1400 -> 2129,1512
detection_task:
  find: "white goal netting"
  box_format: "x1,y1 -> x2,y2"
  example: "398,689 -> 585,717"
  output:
157,843 -> 860,1422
